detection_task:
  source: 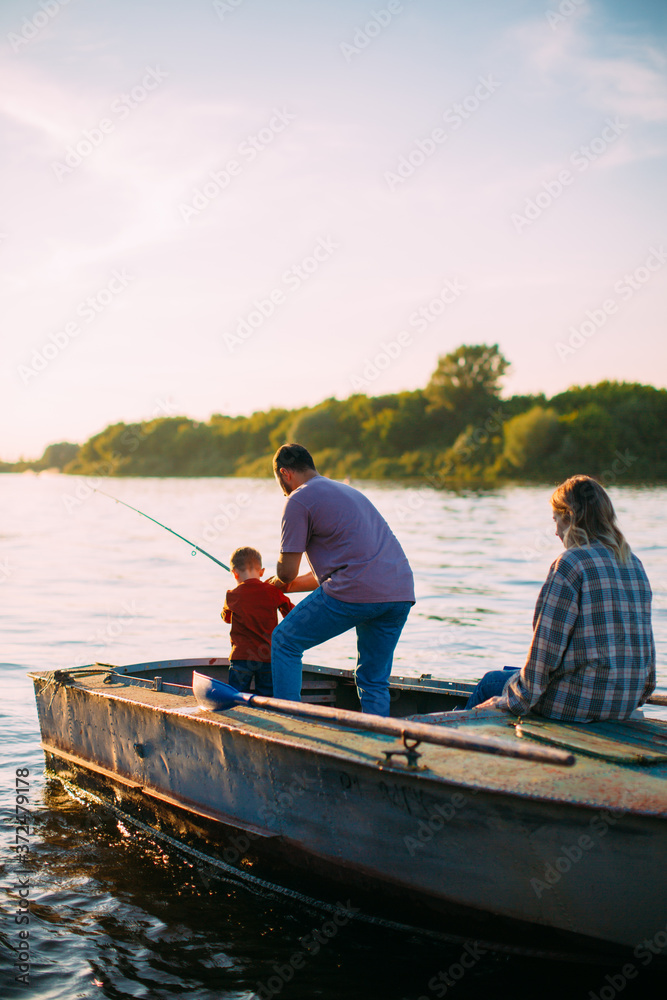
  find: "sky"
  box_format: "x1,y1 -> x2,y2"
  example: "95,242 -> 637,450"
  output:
1,0 -> 666,461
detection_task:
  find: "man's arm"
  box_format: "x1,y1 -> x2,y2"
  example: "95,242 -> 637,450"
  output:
267,552 -> 302,591
286,571 -> 319,592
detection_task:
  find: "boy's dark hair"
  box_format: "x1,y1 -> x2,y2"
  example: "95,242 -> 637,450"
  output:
273,443 -> 316,474
230,546 -> 262,572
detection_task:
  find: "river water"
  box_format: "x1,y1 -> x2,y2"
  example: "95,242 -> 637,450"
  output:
2,474 -> 666,999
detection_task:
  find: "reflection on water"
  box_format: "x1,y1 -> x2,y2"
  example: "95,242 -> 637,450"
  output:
3,474 -> 665,680
6,776 -> 663,1000
2,475 -> 667,998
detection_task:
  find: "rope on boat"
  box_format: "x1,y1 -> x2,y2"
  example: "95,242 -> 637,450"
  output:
41,665 -> 118,709
50,772 -> 610,966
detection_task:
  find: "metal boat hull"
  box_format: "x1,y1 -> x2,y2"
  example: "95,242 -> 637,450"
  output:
30,659 -> 667,956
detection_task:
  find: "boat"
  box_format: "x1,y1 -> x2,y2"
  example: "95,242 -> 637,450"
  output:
29,657 -> 667,961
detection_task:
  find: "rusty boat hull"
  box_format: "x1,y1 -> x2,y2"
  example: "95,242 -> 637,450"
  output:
29,658 -> 667,959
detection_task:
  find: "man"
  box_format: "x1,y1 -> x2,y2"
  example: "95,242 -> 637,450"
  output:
267,443 -> 415,716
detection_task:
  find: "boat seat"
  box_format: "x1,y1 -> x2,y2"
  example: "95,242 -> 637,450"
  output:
300,677 -> 338,705
513,716 -> 667,765
403,710 -> 667,766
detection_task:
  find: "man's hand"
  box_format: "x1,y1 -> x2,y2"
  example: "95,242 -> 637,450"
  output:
267,552 -> 302,592
267,570 -> 318,593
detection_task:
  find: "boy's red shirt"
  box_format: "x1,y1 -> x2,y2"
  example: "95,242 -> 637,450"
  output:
221,578 -> 294,662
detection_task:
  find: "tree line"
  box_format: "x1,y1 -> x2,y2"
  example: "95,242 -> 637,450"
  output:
5,344 -> 666,484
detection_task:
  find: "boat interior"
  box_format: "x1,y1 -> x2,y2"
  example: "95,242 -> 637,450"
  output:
90,656 -> 473,715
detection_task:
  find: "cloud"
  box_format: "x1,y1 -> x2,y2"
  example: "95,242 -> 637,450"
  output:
0,64 -> 73,141
511,11 -> 667,122
0,59 -> 264,284
580,52 -> 667,121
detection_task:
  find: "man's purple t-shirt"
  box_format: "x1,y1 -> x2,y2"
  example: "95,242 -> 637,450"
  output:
279,475 -> 415,603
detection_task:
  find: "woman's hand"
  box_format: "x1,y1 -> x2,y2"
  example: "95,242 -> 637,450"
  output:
464,696 -> 508,714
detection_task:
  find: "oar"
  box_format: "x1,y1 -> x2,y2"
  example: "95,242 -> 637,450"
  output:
192,672 -> 575,766
93,488 -> 230,571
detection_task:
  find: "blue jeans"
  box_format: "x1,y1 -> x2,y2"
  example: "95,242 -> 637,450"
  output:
271,588 -> 413,716
465,667 -> 519,709
229,660 -> 274,697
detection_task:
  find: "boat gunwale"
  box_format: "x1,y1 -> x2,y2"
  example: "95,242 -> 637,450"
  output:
26,658 -> 476,698
31,672 -> 667,819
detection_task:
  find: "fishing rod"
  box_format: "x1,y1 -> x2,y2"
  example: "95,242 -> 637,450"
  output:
93,488 -> 230,571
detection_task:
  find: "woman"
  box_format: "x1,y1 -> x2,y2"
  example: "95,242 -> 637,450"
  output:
465,475 -> 655,721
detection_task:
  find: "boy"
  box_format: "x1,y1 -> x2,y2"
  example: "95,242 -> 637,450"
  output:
222,546 -> 294,696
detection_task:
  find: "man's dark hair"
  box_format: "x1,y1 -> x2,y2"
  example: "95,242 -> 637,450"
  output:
273,443 -> 316,474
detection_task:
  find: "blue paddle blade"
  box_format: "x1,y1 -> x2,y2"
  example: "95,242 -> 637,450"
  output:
192,671 -> 254,711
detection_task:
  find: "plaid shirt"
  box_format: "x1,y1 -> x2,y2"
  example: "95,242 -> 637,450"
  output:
499,542 -> 655,721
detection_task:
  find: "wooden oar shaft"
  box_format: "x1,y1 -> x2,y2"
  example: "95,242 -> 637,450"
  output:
647,693 -> 667,707
247,694 -> 575,766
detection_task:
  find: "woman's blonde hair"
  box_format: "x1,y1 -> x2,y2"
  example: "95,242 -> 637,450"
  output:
551,475 -> 631,563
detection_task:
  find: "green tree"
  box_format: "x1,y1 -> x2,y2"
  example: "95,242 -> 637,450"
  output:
13,351 -> 666,485
502,407 -> 562,474
66,422 -> 131,474
287,397 -> 370,454
436,419 -> 505,483
37,441 -> 79,470
425,343 -> 510,434
548,381 -> 667,479
557,403 -> 616,471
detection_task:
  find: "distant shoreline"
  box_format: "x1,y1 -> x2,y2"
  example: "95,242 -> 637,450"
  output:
4,346 -> 666,487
